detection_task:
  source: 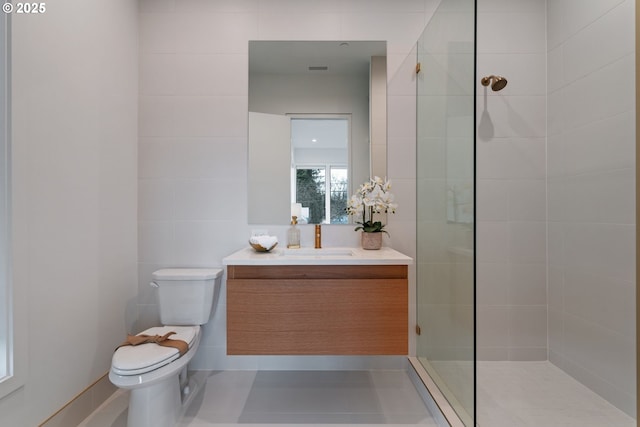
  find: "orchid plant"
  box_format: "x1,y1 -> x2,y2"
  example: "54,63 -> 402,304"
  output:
346,176 -> 397,234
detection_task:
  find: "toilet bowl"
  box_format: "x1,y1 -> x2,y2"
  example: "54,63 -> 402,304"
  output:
109,268 -> 222,427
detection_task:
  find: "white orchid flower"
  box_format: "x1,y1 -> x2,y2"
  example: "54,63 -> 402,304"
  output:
346,177 -> 398,234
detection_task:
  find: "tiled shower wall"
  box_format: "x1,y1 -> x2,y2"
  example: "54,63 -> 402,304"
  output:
546,0 -> 636,416
477,0 -> 636,417
476,0 -> 548,361
137,0 -> 437,370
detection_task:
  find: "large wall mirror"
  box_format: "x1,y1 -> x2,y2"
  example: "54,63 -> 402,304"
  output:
248,40 -> 387,225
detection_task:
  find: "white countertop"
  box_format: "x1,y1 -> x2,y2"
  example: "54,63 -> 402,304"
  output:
223,246 -> 413,266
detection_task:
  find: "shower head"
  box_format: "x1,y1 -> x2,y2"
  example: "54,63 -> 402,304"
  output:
481,75 -> 508,91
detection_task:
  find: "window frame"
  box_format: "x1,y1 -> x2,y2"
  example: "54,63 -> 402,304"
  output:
0,11 -> 25,400
289,114 -> 352,225
293,164 -> 348,224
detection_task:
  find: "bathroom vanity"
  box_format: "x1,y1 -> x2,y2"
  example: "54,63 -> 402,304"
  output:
223,247 -> 412,355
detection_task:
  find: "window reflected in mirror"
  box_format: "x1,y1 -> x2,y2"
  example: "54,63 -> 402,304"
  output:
291,116 -> 349,224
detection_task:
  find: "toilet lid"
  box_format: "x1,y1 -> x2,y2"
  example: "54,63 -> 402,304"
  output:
111,325 -> 199,376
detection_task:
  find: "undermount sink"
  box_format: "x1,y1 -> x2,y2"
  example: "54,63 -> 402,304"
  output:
280,248 -> 353,257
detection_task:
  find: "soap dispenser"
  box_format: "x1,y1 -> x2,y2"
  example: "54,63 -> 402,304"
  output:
287,216 -> 300,249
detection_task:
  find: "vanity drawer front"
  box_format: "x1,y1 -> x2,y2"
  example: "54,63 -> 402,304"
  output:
227,278 -> 408,355
227,264 -> 407,280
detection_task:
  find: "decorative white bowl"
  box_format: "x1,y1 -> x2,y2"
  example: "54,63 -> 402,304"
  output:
249,241 -> 278,252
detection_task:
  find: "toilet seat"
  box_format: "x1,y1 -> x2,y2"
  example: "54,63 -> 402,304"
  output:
111,325 -> 199,376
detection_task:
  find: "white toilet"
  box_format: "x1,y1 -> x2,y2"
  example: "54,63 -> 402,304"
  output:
109,268 -> 223,427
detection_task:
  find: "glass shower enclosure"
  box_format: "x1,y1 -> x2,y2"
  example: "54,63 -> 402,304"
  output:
414,0 -> 476,425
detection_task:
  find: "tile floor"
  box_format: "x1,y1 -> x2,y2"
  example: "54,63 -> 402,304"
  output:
477,361 -> 636,427
78,370 -> 439,427
79,362 -> 638,427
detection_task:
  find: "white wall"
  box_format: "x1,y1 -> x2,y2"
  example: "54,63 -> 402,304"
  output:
476,0 -> 636,416
0,0 -> 139,425
371,55 -> 388,178
476,0 -> 548,361
547,0 -> 636,416
138,0 -> 439,370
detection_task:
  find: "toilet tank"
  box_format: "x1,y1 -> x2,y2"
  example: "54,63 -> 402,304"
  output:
151,268 -> 223,325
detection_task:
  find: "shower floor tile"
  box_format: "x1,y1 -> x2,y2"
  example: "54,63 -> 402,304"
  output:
477,361 -> 636,427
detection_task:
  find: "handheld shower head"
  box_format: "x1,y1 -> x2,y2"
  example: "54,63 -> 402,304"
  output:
481,75 -> 508,91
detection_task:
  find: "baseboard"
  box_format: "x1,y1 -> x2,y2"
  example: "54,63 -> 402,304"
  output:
39,373 -> 117,427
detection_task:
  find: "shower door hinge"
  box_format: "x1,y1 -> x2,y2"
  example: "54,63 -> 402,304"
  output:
415,62 -> 421,74
415,324 -> 421,335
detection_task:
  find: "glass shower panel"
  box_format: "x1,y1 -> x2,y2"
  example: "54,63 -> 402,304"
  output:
415,0 -> 475,425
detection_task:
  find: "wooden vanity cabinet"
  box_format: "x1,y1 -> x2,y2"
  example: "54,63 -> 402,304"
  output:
226,264 -> 408,355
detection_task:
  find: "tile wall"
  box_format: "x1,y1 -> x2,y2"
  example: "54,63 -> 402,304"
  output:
477,0 -> 636,417
137,0 -> 438,370
546,0 -> 636,416
475,0 -> 548,361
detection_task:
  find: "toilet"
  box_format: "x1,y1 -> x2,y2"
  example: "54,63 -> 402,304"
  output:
109,268 -> 223,427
